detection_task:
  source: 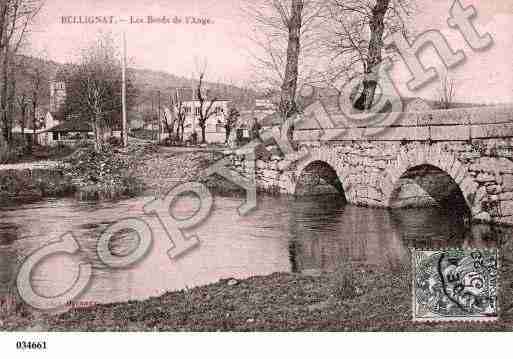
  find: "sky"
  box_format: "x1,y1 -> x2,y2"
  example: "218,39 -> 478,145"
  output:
26,0 -> 513,104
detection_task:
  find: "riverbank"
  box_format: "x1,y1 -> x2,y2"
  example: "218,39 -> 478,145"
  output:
133,146 -> 242,196
0,168 -> 74,202
1,252 -> 512,331
0,143 -> 154,203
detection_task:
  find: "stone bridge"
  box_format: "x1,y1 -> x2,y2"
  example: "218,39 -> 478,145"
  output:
230,105 -> 513,226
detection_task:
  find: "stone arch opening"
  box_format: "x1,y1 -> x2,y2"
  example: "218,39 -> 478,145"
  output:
294,160 -> 346,199
388,164 -> 470,217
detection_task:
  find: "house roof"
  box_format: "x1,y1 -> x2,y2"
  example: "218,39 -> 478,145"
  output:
46,119 -> 92,132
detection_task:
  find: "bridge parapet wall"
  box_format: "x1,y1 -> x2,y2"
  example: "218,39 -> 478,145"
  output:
294,105 -> 513,143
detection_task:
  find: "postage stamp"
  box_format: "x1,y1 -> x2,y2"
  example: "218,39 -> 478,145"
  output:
412,248 -> 499,322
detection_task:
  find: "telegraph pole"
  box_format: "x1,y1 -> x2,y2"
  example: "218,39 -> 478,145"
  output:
157,90 -> 161,143
121,31 -> 128,147
151,93 -> 155,142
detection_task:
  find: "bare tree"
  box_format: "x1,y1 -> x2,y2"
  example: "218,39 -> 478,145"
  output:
161,97 -> 176,142
436,75 -> 455,110
195,62 -> 219,144
322,0 -> 413,110
172,90 -> 187,142
64,33 -> 136,151
25,59 -> 45,145
16,90 -> 28,136
0,0 -> 44,143
244,0 -> 323,120
225,107 -> 240,143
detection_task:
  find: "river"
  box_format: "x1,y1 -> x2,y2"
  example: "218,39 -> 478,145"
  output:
0,193 -> 509,310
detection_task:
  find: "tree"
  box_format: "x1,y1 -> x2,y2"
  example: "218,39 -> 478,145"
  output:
0,0 -> 43,143
225,107 -> 240,143
171,89 -> 187,142
161,103 -> 175,142
250,117 -> 261,141
280,0 -> 303,118
62,33 -> 137,151
323,0 -> 413,110
25,59 -> 45,145
16,90 -> 28,136
195,64 -> 218,144
245,0 -> 321,121
436,75 -> 455,110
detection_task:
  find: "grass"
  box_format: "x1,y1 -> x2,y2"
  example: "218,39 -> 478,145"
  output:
1,259 -> 511,331
0,168 -> 74,201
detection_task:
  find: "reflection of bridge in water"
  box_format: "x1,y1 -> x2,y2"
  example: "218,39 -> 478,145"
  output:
286,196 -> 502,274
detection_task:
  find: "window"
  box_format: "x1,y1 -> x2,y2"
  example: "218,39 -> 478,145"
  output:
195,107 -> 201,116
184,106 -> 191,114
214,106 -> 223,115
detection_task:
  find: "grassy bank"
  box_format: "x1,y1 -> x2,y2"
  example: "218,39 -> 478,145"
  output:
0,145 -> 148,203
0,168 -> 74,202
1,258 -> 512,331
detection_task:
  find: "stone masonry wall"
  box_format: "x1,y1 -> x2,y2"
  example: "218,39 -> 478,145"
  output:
225,106 -> 513,226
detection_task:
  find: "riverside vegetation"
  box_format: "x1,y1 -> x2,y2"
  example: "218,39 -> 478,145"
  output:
0,142 -> 152,202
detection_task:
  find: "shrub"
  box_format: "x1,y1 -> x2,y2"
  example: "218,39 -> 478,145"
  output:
63,145 -> 143,200
330,264 -> 359,300
107,136 -> 122,147
0,141 -> 27,164
130,129 -> 156,141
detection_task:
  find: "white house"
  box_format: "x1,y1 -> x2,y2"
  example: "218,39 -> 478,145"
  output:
11,111 -> 59,145
163,87 -> 230,144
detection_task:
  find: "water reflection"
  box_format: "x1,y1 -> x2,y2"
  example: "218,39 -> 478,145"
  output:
288,196 -> 408,273
0,194 -> 509,311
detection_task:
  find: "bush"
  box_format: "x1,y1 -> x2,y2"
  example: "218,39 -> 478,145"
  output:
330,264 -> 359,300
63,145 -> 143,200
130,129 -> 156,141
0,141 -> 28,164
107,136 -> 122,147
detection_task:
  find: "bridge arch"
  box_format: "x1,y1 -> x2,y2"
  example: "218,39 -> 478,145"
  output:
289,149 -> 348,197
381,145 -> 486,217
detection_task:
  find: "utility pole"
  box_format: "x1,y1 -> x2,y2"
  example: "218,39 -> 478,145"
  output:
122,31 -> 128,147
151,93 -> 155,142
157,90 -> 161,143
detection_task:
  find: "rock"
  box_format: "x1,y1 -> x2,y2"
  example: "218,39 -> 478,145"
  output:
227,279 -> 239,286
307,300 -> 331,312
501,201 -> 513,217
486,185 -> 501,195
499,192 -> 513,201
301,269 -> 322,277
503,174 -> 513,192
476,173 -> 495,183
474,212 -> 491,223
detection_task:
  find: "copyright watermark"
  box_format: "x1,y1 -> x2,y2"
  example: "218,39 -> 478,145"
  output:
16,0 -> 495,311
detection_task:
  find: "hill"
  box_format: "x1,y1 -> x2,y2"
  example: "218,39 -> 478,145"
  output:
10,55 -> 261,116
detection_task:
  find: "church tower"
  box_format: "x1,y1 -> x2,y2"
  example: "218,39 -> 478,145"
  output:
50,78 -> 66,113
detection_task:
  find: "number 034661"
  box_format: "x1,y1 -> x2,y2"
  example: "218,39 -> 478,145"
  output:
16,341 -> 47,350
